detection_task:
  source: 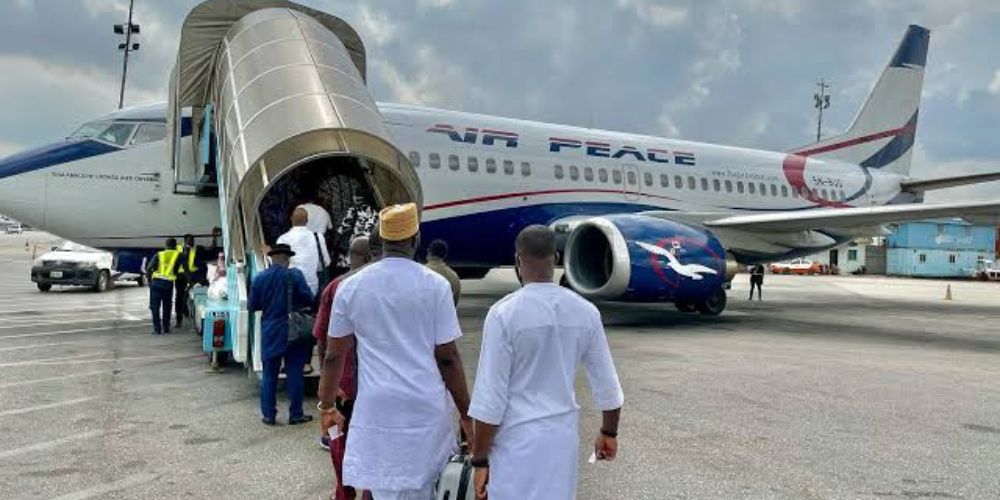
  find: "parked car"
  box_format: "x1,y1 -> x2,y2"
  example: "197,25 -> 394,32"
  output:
971,259 -> 1000,281
30,241 -> 140,292
4,222 -> 22,234
769,258 -> 823,275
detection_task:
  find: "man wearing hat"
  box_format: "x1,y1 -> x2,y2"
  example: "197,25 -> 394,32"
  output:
248,243 -> 317,426
319,203 -> 473,500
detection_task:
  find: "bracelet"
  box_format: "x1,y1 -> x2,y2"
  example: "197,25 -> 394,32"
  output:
316,401 -> 338,414
469,456 -> 489,468
600,428 -> 618,438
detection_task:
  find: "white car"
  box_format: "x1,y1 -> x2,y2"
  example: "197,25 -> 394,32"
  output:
30,241 -> 139,292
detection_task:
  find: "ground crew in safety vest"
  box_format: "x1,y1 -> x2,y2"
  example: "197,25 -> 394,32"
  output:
146,238 -> 183,335
174,234 -> 198,329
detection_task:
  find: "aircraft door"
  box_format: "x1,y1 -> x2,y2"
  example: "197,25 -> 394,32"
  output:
622,164 -> 641,201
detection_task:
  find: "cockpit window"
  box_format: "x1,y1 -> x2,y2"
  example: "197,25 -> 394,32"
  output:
130,123 -> 167,145
69,121 -> 137,147
69,121 -> 112,140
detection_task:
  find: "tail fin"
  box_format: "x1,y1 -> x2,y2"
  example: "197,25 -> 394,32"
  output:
793,25 -> 929,176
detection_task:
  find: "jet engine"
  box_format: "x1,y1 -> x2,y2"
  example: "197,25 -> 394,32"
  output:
563,214 -> 737,314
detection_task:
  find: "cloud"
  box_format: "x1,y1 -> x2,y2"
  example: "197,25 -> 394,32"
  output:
356,5 -> 397,47
616,1 -> 689,28
989,70 -> 1000,94
418,0 -> 456,8
0,140 -> 23,159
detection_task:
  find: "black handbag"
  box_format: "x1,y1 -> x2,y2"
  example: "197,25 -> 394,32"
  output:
286,273 -> 315,347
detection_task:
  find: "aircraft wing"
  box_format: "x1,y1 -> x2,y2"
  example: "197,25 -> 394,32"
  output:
900,172 -> 1000,193
700,200 -> 1000,233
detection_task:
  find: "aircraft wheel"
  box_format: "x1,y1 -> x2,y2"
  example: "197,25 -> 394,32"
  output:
697,288 -> 727,316
675,302 -> 697,313
37,283 -> 51,292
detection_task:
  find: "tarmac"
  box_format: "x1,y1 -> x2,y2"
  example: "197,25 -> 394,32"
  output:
1,233 -> 999,499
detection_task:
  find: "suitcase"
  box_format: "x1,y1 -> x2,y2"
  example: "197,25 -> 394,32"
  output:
435,454 -> 475,500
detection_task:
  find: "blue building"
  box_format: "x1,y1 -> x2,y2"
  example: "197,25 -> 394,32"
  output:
886,220 -> 998,278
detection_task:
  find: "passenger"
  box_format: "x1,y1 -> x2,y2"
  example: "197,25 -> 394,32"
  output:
277,207 -> 331,297
299,200 -> 333,237
750,263 -> 765,300
319,203 -> 473,500
425,239 -> 461,306
469,225 -> 625,500
334,194 -> 376,269
248,243 -> 316,427
313,235 -> 375,500
145,238 -> 182,335
173,234 -> 198,328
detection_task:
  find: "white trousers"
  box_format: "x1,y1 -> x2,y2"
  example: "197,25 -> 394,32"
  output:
370,482 -> 434,500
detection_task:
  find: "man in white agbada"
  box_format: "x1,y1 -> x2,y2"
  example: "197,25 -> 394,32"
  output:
276,207 -> 330,296
469,225 -> 624,500
298,201 -> 333,236
319,203 -> 473,500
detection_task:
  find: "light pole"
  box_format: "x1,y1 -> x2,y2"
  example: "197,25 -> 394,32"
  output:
114,0 -> 140,109
813,79 -> 831,142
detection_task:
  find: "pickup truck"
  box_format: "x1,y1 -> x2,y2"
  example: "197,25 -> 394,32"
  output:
30,241 -> 142,292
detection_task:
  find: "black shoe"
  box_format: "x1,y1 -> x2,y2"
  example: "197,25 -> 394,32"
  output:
151,330 -> 161,336
288,415 -> 313,425
262,417 -> 277,426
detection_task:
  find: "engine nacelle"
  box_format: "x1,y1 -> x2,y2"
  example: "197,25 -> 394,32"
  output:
563,215 -> 730,307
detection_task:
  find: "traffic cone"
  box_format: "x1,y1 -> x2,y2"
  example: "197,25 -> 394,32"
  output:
944,284 -> 953,301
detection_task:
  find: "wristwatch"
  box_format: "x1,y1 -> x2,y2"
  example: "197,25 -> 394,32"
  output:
469,456 -> 489,468
317,401 -> 338,414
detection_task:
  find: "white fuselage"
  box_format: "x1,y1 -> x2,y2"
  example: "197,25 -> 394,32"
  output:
0,102 -> 905,266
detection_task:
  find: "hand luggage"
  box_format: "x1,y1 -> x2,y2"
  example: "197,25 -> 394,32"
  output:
434,454 -> 475,500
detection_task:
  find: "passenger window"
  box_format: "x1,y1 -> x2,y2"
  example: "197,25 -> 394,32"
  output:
98,122 -> 137,146
840,190 -> 846,200
737,181 -> 745,194
408,151 -> 420,167
748,183 -> 756,195
429,153 -> 441,169
584,167 -> 594,182
569,165 -> 580,181
626,170 -> 636,186
644,172 -> 653,187
821,188 -> 829,200
554,164 -> 564,179
521,162 -> 531,177
448,154 -> 460,171
701,178 -> 709,191
612,170 -> 622,184
599,168 -> 608,183
486,158 -> 497,174
770,184 -> 778,197
781,185 -> 789,197
674,175 -> 683,188
467,157 -> 479,172
503,160 -> 514,175
725,180 -> 733,192
713,179 -> 721,192
130,123 -> 166,146
660,174 -> 669,187
687,176 -> 696,190
759,183 -> 767,196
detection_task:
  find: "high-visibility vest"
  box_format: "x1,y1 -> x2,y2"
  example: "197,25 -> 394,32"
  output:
175,245 -> 198,274
152,249 -> 180,281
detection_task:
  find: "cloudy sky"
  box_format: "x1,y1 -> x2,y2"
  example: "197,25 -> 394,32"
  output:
1,0 -> 997,200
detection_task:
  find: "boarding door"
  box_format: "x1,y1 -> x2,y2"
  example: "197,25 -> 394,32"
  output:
622,164 -> 641,201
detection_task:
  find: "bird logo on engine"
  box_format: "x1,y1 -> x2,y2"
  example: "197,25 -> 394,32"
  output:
636,241 -> 719,281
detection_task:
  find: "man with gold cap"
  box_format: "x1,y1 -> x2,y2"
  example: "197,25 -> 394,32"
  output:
319,203 -> 473,500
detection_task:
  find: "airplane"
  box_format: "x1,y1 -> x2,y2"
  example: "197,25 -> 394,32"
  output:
0,0 -> 998,320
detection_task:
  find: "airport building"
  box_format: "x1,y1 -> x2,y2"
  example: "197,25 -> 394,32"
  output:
885,220 -> 997,278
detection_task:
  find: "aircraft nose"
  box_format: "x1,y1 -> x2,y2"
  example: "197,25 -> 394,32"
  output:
0,139 -> 115,228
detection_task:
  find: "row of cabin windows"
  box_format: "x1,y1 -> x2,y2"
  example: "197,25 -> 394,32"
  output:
407,151 -> 531,177
554,164 -> 849,201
